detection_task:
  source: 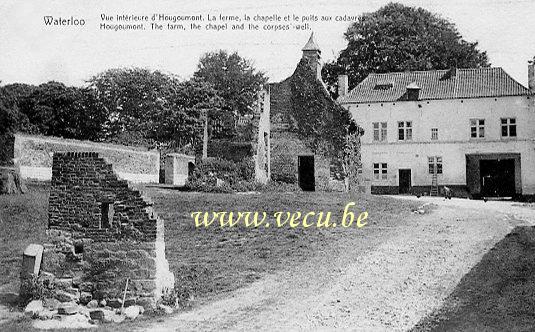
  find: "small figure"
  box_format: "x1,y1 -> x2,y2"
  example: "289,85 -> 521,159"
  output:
444,186 -> 452,200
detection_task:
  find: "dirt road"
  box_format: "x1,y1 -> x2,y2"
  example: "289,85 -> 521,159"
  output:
142,197 -> 534,331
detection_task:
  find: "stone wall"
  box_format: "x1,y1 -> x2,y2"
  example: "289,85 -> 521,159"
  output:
14,134 -> 160,183
33,152 -> 174,309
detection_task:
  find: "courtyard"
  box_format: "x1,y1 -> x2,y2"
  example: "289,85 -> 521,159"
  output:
2,185 -> 535,330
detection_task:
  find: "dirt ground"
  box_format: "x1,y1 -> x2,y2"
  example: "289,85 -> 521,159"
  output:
140,196 -> 534,332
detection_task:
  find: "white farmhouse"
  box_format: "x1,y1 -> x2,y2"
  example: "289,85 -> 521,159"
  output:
338,64 -> 535,198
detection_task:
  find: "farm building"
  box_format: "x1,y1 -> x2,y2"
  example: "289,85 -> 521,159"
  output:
338,64 -> 535,197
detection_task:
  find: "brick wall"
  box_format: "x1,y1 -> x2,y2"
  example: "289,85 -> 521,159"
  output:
35,152 -> 174,309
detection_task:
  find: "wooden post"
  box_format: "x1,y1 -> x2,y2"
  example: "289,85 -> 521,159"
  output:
202,109 -> 208,160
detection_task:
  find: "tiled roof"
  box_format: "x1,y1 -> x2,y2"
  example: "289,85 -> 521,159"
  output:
339,67 -> 532,103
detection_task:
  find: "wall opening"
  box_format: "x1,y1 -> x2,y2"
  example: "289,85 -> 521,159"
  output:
100,202 -> 114,229
466,153 -> 521,197
398,169 -> 412,194
480,159 -> 516,197
188,162 -> 195,178
74,241 -> 84,254
298,155 -> 315,191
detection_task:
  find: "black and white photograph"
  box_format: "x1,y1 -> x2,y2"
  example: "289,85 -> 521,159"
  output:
1,0 -> 535,330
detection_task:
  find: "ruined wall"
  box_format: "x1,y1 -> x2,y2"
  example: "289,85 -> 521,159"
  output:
253,89 -> 271,184
14,134 -> 160,183
38,152 -> 173,309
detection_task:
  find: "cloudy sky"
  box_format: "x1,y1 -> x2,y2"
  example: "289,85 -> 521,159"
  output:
1,0 -> 534,86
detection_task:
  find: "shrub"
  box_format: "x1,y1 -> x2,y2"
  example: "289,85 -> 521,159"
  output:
185,157 -> 257,192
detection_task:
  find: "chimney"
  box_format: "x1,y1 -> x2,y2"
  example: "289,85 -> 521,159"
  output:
338,75 -> 348,97
529,59 -> 535,91
302,32 -> 322,80
406,82 -> 421,101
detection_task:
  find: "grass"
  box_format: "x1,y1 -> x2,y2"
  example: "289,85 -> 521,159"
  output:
0,183 -> 49,291
412,226 -> 535,332
0,184 -> 420,330
144,188 -> 420,306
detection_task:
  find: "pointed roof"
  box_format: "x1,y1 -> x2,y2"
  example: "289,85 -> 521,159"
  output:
302,32 -> 321,52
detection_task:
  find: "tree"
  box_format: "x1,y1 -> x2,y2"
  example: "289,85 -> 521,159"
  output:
146,78 -> 223,150
0,84 -> 35,135
17,82 -> 108,140
88,68 -> 222,149
193,50 -> 267,117
88,68 -> 177,143
322,2 -> 490,95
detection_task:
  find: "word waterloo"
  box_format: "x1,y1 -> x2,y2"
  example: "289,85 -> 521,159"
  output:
191,202 -> 368,229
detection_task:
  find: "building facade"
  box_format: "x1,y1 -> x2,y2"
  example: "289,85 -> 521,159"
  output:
338,66 -> 535,197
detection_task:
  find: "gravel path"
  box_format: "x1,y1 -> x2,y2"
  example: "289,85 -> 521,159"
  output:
142,197 -> 532,331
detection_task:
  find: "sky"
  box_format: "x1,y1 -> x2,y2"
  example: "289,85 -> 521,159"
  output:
0,0 -> 534,87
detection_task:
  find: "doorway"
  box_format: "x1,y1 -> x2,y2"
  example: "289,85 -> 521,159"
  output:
398,169 -> 412,194
480,159 -> 515,197
298,155 -> 315,191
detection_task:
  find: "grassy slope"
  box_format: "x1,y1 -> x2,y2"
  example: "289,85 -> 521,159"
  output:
412,226 -> 535,332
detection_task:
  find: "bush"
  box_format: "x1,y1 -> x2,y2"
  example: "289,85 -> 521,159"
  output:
185,157 -> 257,192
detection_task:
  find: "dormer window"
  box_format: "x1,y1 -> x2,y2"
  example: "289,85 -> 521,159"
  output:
406,82 -> 421,101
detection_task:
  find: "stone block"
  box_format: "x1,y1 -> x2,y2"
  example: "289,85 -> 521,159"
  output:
24,299 -> 44,318
21,244 -> 44,278
58,302 -> 78,315
123,297 -> 136,308
107,298 -> 123,308
43,298 -> 61,310
54,290 -> 78,303
124,305 -> 140,320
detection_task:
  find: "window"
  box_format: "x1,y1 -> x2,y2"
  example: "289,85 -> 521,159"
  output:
373,122 -> 387,141
428,156 -> 443,174
501,118 -> 516,137
373,163 -> 388,180
100,202 -> 114,229
431,128 -> 438,140
470,119 -> 485,138
398,121 -> 412,141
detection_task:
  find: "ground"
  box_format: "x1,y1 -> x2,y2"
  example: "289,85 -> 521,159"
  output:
2,187 -> 535,331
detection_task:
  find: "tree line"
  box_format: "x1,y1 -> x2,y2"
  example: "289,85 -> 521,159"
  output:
0,50 -> 267,152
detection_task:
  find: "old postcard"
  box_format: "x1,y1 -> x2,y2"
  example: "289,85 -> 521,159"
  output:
1,0 -> 535,330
